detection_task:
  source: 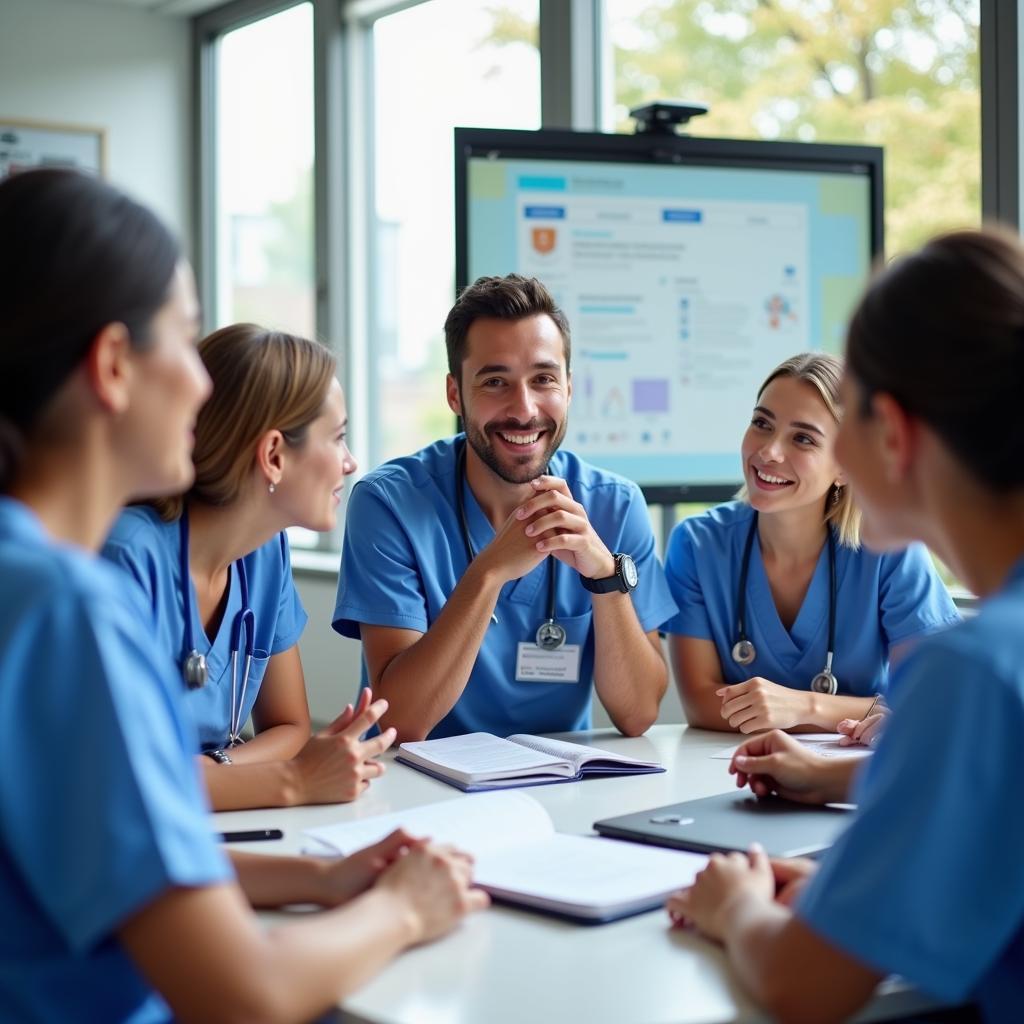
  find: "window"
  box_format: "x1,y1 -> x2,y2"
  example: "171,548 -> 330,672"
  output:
606,0 -> 981,257
214,3 -> 315,337
368,0 -> 541,467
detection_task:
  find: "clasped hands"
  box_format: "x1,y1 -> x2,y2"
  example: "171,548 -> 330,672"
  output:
484,475 -> 615,583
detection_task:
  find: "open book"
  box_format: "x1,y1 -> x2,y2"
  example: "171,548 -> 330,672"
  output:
304,790 -> 706,924
395,732 -> 664,792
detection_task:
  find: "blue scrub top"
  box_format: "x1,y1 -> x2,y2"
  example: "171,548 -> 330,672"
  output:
0,498 -> 232,1023
797,557 -> 1024,1021
333,436 -> 678,738
663,502 -> 959,696
103,506 -> 308,751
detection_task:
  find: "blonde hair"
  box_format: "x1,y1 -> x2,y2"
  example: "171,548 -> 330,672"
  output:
152,323 -> 337,521
736,352 -> 861,548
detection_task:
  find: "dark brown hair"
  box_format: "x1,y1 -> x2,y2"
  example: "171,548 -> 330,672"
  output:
847,228 -> 1024,492
0,169 -> 179,492
443,274 -> 571,382
152,323 -> 336,520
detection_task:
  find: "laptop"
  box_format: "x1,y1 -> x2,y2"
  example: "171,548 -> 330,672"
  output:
593,791 -> 853,859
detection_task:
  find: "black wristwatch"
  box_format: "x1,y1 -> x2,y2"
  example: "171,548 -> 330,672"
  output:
203,748 -> 233,765
581,553 -> 639,595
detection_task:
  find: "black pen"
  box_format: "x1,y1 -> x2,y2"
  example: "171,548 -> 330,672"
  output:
218,829 -> 284,843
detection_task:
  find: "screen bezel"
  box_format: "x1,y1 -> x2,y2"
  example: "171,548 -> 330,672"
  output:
454,126 -> 884,505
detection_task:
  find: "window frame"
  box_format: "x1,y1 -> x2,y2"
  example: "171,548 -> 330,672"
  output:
193,0 -> 1020,565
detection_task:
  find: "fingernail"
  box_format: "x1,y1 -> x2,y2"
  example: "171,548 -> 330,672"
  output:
750,842 -> 764,854
525,526 -> 534,536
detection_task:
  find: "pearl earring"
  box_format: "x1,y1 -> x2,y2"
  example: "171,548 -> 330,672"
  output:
269,482 -> 276,494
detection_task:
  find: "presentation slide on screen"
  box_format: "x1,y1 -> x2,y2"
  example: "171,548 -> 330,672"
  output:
467,157 -> 871,488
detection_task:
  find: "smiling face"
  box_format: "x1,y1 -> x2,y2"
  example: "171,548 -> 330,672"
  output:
740,374 -> 843,517
273,378 -> 357,532
447,313 -> 571,485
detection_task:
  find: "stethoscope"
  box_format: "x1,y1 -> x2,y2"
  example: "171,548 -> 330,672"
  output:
731,512 -> 840,695
455,440 -> 565,651
179,513 -> 256,746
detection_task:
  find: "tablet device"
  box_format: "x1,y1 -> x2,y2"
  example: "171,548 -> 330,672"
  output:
593,791 -> 852,859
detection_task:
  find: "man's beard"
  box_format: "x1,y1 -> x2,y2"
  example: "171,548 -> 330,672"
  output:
463,413 -> 567,485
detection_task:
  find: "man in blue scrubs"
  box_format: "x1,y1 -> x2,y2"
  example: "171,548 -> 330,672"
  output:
334,275 -> 677,740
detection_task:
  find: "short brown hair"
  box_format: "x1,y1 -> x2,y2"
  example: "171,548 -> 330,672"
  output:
736,352 -> 861,548
151,323 -> 336,521
444,274 -> 571,381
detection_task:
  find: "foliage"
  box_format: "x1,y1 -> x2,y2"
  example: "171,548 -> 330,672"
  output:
608,0 -> 980,255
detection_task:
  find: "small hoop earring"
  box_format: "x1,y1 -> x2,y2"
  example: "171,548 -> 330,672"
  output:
268,482 -> 276,494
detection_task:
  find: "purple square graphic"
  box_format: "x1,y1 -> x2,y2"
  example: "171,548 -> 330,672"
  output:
632,379 -> 669,414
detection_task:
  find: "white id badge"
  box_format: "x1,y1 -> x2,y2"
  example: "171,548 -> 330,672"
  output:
515,642 -> 581,683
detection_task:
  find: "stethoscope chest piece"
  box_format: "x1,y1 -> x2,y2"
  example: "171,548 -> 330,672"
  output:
183,649 -> 209,690
731,639 -> 756,666
810,669 -> 839,695
536,619 -> 567,651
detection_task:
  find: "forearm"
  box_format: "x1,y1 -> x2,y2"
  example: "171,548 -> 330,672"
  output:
228,723 -> 309,765
231,851 -> 331,908
261,887 -> 419,1012
376,559 -> 503,741
592,597 -> 666,735
804,693 -> 876,731
200,758 -> 301,811
681,684 -> 738,732
718,895 -> 878,1023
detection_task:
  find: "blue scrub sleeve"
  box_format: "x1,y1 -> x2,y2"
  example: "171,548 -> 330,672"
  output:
333,479 -> 431,638
661,520 -> 714,639
796,637 -> 1024,1002
270,531 -> 308,654
878,543 -> 959,648
0,591 -> 232,954
615,482 -> 678,633
102,534 -> 160,623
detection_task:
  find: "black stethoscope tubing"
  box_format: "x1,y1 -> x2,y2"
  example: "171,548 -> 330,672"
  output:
731,511 -> 839,694
455,439 -> 563,650
179,512 -> 257,743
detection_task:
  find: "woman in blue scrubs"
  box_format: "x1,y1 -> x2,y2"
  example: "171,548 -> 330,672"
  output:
668,228 -> 1024,1022
664,351 -> 957,734
104,323 -> 392,811
0,168 -> 486,1023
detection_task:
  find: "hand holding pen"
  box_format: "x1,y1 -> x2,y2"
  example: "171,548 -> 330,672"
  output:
837,693 -> 888,748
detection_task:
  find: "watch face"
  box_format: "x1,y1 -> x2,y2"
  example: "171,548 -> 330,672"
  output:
620,554 -> 638,589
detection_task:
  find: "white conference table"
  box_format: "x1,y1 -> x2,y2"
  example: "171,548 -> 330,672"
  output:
213,724 -> 942,1024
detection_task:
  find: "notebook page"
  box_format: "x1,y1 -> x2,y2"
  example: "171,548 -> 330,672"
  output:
303,790 -> 555,858
507,734 -> 661,771
400,732 -> 573,780
710,734 -> 873,760
475,833 -> 706,907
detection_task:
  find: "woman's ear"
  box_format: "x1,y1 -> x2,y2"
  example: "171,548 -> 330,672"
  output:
254,429 -> 285,490
85,322 -> 134,414
871,392 -> 917,484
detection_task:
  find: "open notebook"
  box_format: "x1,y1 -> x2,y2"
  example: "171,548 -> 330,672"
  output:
304,791 -> 705,924
395,732 -> 664,792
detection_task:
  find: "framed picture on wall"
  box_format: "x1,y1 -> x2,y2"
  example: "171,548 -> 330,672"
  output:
0,118 -> 107,181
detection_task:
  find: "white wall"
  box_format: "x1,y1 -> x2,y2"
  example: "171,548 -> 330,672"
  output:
0,0 -> 193,250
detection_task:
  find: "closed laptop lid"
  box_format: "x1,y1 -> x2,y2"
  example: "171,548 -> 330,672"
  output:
593,791 -> 852,859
